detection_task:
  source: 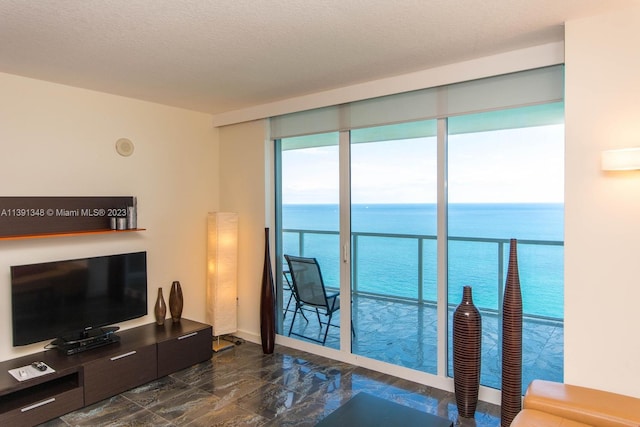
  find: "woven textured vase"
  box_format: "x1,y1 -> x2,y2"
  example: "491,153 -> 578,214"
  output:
154,288 -> 166,326
260,228 -> 276,354
169,281 -> 183,322
453,286 -> 482,418
501,239 -> 523,426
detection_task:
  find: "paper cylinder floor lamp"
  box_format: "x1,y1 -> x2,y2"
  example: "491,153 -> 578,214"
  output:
207,212 -> 238,352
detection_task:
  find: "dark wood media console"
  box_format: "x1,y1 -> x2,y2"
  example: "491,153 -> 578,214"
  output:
0,319 -> 212,426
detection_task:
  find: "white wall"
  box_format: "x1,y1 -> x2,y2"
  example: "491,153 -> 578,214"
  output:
218,120 -> 269,338
0,72 -> 219,362
564,6 -> 640,398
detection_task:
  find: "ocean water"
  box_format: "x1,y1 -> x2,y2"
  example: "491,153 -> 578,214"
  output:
282,203 -> 564,319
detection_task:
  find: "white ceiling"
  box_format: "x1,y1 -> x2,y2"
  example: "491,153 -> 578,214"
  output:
0,0 -> 635,116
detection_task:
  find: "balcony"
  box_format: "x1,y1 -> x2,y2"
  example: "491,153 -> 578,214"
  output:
279,229 -> 564,393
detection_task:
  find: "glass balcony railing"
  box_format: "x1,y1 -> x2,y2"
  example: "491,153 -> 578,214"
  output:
280,228 -> 564,392
283,229 -> 563,318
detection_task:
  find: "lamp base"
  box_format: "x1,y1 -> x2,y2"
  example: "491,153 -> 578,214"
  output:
212,336 -> 235,353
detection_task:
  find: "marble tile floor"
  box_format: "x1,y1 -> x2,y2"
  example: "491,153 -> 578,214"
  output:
284,291 -> 563,394
39,341 -> 501,427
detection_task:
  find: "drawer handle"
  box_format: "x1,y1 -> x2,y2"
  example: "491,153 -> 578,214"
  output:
21,397 -> 56,412
110,350 -> 137,361
178,332 -> 198,340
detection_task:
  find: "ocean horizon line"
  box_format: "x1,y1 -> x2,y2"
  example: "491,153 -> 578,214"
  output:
283,202 -> 564,206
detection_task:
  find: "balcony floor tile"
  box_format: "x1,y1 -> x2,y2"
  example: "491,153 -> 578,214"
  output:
282,292 -> 563,394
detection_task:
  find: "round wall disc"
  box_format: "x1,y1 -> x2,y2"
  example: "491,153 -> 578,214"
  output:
115,138 -> 134,157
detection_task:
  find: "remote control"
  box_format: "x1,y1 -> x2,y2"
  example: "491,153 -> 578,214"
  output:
32,361 -> 47,371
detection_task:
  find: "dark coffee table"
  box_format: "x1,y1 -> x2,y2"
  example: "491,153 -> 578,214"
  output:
315,392 -> 454,427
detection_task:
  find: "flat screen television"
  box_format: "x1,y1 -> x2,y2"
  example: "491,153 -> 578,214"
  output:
11,251 -> 147,346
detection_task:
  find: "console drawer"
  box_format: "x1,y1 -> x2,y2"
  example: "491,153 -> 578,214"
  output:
157,326 -> 212,377
1,386 -> 83,427
83,344 -> 157,405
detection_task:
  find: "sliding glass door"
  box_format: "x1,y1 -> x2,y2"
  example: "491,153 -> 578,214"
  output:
349,121 -> 439,373
273,66 -> 565,395
446,104 -> 565,392
277,133 -> 342,349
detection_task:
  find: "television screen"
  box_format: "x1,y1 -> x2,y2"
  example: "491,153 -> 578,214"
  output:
11,251 -> 147,346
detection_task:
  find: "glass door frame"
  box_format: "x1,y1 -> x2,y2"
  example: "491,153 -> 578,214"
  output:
274,123 -> 452,364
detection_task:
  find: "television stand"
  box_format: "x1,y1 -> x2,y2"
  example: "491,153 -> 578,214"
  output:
52,326 -> 121,356
0,319 -> 212,427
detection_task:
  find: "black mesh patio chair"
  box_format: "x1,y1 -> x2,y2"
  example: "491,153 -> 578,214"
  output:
284,254 -> 353,345
283,269 -> 307,322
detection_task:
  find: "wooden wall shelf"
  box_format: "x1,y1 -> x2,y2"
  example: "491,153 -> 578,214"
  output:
0,229 -> 146,242
0,196 -> 139,239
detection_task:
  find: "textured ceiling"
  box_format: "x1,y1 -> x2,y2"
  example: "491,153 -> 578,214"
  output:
0,0 -> 635,115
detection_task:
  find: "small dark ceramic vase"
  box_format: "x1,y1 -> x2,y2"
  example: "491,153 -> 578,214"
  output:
453,286 -> 482,418
154,288 -> 166,326
169,281 -> 183,322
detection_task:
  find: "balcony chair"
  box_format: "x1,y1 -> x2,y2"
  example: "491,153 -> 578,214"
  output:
282,269 -> 307,322
284,254 -> 354,345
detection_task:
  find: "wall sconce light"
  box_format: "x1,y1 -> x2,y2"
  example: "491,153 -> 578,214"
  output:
601,148 -> 640,171
206,212 -> 238,352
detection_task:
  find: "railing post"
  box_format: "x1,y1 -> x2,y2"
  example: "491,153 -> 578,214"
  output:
352,233 -> 358,294
497,240 -> 505,361
299,231 -> 304,257
498,240 -> 504,314
418,237 -> 424,303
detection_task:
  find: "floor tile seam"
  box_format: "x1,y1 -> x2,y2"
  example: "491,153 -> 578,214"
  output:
376,393 -> 442,418
227,363 -> 288,385
144,385 -> 217,415
259,365 -> 313,390
233,391 -> 281,421
147,390 -> 222,427
273,389 -> 324,421
277,374 -> 329,396
211,358 -> 260,372
241,380 -> 310,420
118,392 -> 156,412
62,396 -> 149,427
245,371 -> 275,385
310,376 -> 374,403
192,401 -> 270,427
521,335 -> 549,360
305,367 -> 358,385
227,356 -> 282,372
170,405 -> 223,427
51,417 -> 73,426
203,376 -> 272,406
167,372 -> 195,388
202,365 -> 263,385
209,364 -> 261,382
122,406 -> 177,427
292,390 -> 343,424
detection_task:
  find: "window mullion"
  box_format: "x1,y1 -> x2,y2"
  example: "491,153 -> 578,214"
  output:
436,118 -> 448,377
339,130 -> 352,352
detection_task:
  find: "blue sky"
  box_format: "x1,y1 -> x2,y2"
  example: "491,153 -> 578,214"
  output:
282,124 -> 564,204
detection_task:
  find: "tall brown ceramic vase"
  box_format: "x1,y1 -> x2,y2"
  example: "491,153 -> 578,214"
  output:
453,285 -> 482,418
501,239 -> 523,427
154,288 -> 166,326
260,228 -> 276,354
169,281 -> 183,322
